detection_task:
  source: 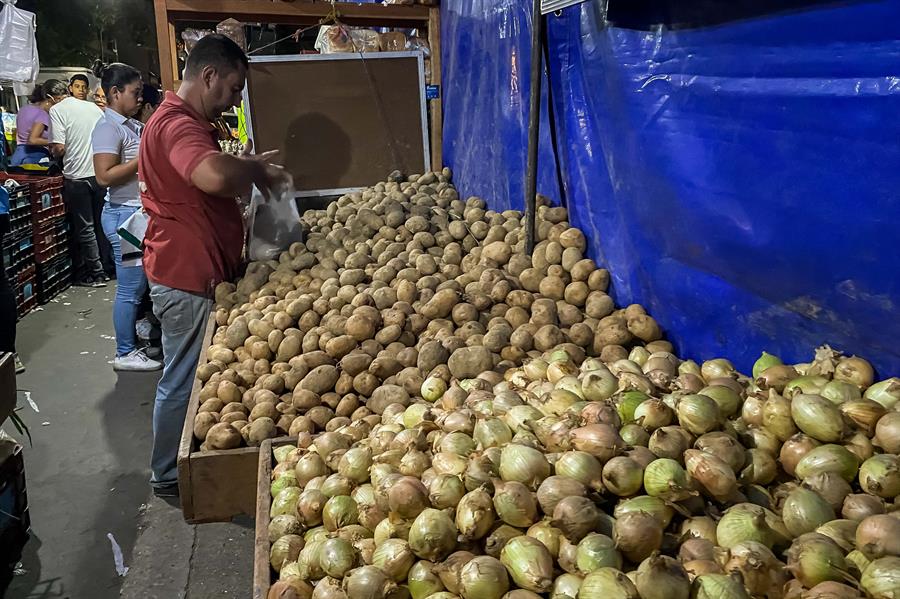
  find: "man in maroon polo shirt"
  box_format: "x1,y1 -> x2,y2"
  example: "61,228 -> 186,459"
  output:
139,34 -> 288,497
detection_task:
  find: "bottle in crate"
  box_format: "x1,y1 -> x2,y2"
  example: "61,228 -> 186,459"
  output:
33,216 -> 68,265
36,253 -> 72,304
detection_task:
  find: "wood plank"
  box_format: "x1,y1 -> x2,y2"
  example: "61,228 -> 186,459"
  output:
165,0 -> 429,26
186,446 -> 260,523
427,7 -> 443,172
177,312 -> 217,521
154,0 -> 176,91
253,437 -> 296,599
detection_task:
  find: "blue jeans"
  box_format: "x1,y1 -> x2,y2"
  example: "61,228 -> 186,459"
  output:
149,283 -> 212,488
9,145 -> 50,166
101,203 -> 148,356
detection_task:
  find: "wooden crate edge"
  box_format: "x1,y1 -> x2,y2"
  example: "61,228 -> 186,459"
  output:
253,436 -> 296,599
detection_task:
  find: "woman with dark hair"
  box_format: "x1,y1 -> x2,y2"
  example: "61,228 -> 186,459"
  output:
10,79 -> 67,166
138,84 -> 163,124
91,63 -> 161,372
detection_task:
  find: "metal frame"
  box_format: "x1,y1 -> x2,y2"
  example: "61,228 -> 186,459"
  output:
242,51 -> 431,198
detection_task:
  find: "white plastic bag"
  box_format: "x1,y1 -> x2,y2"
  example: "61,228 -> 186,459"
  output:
247,183 -> 303,261
0,1 -> 39,86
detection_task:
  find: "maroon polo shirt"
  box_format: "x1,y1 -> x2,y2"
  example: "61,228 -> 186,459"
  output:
138,91 -> 243,296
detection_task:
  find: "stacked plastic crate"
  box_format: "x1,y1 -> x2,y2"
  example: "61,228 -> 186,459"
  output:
1,182 -> 36,319
29,177 -> 72,303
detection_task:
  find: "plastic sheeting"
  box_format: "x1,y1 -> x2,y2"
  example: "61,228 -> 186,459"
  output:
441,0 -> 900,375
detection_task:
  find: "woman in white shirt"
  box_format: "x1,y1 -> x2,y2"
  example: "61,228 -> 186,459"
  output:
91,63 -> 162,372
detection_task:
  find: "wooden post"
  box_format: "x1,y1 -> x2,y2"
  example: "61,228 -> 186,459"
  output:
154,0 -> 175,91
427,7 -> 443,173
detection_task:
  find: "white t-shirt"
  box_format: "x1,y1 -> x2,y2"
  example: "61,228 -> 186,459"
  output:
49,97 -> 104,180
91,108 -> 143,207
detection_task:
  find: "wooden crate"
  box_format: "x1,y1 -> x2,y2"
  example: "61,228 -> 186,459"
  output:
177,313 -> 261,523
252,437 -> 298,599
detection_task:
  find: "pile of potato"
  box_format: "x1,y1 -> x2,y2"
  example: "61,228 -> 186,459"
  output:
192,169 -> 666,451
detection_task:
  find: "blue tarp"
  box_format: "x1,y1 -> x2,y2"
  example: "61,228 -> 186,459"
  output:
441,0 -> 900,376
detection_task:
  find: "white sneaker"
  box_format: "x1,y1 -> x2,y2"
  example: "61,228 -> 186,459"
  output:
113,349 -> 163,372
135,318 -> 154,341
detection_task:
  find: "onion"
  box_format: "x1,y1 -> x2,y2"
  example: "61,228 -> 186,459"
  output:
699,385 -> 742,417
680,516 -> 717,544
408,509 -> 457,562
716,504 -> 784,550
634,554 -> 689,599
865,378 -> 900,409
339,447 -> 374,484
762,393 -> 798,441
428,475 -> 465,510
690,574 -> 750,599
643,458 -> 692,500
474,418 -> 513,449
581,371 -> 619,401
436,551 -> 475,594
834,356 -> 874,389
860,556 -> 900,599
791,394 -> 846,442
408,561 -> 445,599
499,535 -> 554,592
372,539 -> 416,582
322,474 -> 355,498
802,471 -> 851,511
619,424 -> 650,447
614,495 -> 675,528
743,426 -> 781,455
782,487 -> 836,537
756,365 -> 799,393
493,481 -> 538,528
633,399 -> 674,431
536,475 -> 587,514
648,426 -> 693,460
388,477 -> 431,519
800,581 -> 862,599
784,376 -> 829,399
821,380 -> 862,404
297,540 -> 327,580
794,444 -> 859,482
272,473 -> 301,499
786,533 -> 848,588
455,488 -> 495,541
343,566 -> 396,599
270,534 -> 305,573
551,573 -> 583,599
464,453 -> 497,492
579,567 -> 639,599
740,449 -> 777,485
313,577 -> 347,599
580,402 -> 621,427
678,538 -> 716,562
844,431 -> 875,463
841,493 -> 885,521
859,454 -> 900,499
626,446 -> 656,469
527,520 -> 563,558
753,352 -> 783,378
422,377 -> 448,402
601,457 -> 644,497
616,391 -> 649,424
324,496 -> 360,532
569,424 -> 625,462
739,397 -> 764,427
856,514 -> 900,559
721,541 -> 780,597
815,519 -> 858,552
320,537 -> 357,578
613,511 -> 663,563
675,373 -> 706,394
499,444 -> 551,489
701,359 -> 735,381
844,549 -> 871,579
675,395 -> 721,435
693,432 -> 745,472
575,533 -> 621,573
874,412 -> 900,454
552,496 -> 606,542
296,451 -> 330,486
457,556 -> 509,599
441,432 -> 477,457
780,435 -> 820,477
684,449 -> 737,502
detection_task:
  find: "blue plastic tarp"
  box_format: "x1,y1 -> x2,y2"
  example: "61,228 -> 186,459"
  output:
441,0 -> 900,376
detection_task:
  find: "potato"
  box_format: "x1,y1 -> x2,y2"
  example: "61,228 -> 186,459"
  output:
197,363 -> 222,383
369,357 -> 403,379
247,417 -> 278,446
447,346 -> 493,379
250,401 -> 280,422
345,314 -> 377,342
534,325 -> 565,352
206,423 -> 242,450
207,345 -> 234,364
585,292 -> 615,319
216,380 -> 241,404
324,335 -> 356,360
588,269 -> 610,292
564,282 -> 590,307
627,314 -> 662,342
340,353 -> 373,377
194,412 -> 219,440
368,384 -> 411,414
539,276 -> 566,301
300,365 -> 340,394
417,340 -> 450,373
530,299 -> 558,327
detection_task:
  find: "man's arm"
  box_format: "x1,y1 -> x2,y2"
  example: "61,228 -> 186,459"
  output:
94,154 -> 138,188
48,106 -> 66,158
190,152 -> 285,199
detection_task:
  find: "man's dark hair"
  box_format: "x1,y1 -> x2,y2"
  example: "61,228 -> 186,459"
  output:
141,84 -> 162,108
69,74 -> 89,86
184,34 -> 248,80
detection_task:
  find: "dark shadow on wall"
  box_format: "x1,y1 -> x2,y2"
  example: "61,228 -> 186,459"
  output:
606,0 -> 855,29
284,112 -> 352,194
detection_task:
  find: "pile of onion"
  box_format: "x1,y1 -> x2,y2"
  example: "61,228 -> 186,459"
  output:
266,333 -> 900,599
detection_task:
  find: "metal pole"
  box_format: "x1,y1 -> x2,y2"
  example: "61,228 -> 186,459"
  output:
524,0 -> 542,256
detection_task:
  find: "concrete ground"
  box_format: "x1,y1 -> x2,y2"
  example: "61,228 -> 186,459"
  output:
4,286 -> 253,599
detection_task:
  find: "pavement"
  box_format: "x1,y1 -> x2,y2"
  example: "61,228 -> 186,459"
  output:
4,286 -> 252,599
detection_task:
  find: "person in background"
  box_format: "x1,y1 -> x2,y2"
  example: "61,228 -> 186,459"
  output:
91,63 -> 163,372
10,79 -> 67,167
0,186 -> 24,373
93,85 -> 107,111
50,76 -> 107,287
68,74 -> 90,101
139,34 -> 289,497
138,85 -> 162,124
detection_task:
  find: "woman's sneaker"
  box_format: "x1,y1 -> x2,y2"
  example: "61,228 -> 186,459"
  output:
113,349 -> 163,372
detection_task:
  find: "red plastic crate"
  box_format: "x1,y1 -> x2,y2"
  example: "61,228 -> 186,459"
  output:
33,216 -> 69,264
15,274 -> 35,319
0,173 -> 65,225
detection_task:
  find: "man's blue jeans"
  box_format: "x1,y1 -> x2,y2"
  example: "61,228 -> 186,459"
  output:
149,283 -> 212,488
101,202 -> 148,356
